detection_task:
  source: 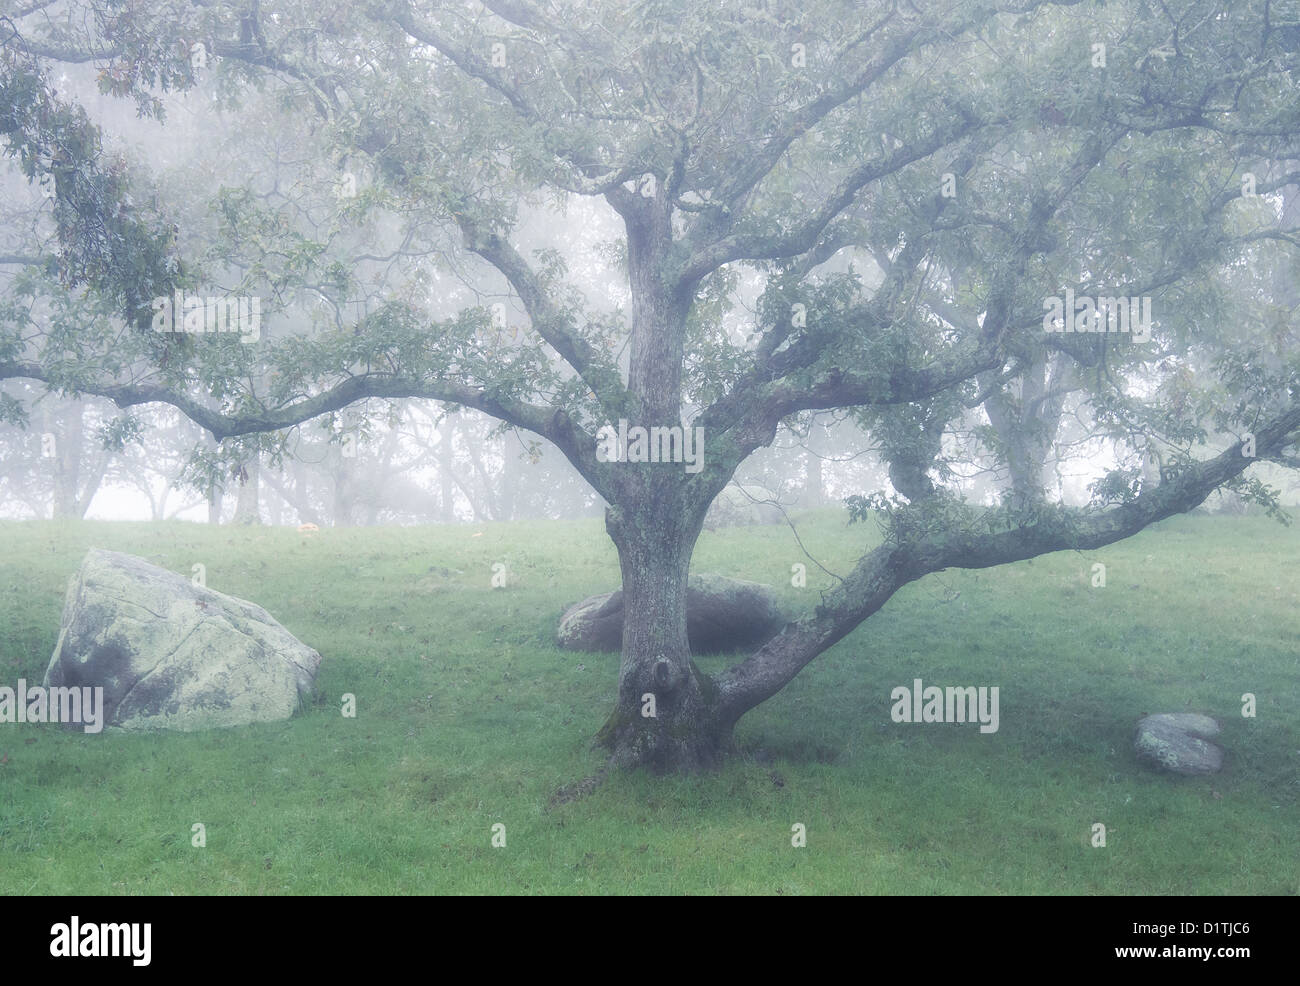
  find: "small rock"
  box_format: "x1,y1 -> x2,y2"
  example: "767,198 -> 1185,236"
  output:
1134,713 -> 1224,776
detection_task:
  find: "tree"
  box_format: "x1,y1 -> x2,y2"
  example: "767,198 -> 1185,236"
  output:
1,0 -> 1298,770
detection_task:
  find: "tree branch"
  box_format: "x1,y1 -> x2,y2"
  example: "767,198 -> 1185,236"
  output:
457,221 -> 625,406
0,359 -> 616,502
677,109 -> 983,290
714,400 -> 1300,722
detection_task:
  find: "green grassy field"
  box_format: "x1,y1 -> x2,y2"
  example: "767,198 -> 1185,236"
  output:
0,510 -> 1296,894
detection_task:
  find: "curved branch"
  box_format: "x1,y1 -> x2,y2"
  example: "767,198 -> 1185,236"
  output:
457,222 -> 626,406
714,400 -> 1300,722
0,359 -> 616,502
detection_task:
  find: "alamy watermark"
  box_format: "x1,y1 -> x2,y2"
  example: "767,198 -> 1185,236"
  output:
50,917 -> 150,966
150,290 -> 261,342
890,678 -> 1000,733
595,418 -> 705,473
1043,289 -> 1152,343
0,679 -> 104,734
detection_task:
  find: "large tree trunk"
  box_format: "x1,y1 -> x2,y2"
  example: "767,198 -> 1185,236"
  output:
592,187 -> 739,770
595,498 -> 731,771
983,354 -> 1073,509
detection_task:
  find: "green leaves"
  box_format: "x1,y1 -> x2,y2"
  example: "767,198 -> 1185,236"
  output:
0,53 -> 180,330
1088,466 -> 1144,506
96,412 -> 146,452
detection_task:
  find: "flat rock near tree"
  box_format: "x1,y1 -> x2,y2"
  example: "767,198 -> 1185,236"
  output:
1134,713 -> 1224,775
43,548 -> 320,732
557,573 -> 785,654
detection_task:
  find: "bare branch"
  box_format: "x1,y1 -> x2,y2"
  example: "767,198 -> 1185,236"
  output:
457,220 -> 626,408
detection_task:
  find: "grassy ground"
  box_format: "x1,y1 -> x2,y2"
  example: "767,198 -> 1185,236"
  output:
0,510 -> 1296,895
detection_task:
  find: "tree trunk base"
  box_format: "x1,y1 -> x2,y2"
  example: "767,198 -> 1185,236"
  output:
594,676 -> 736,772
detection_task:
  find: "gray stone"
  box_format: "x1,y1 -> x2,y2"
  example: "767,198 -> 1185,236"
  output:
557,573 -> 785,654
556,588 -> 626,653
1134,713 -> 1224,775
43,548 -> 320,732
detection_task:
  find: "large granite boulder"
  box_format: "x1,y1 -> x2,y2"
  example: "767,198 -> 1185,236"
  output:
44,548 -> 320,732
557,573 -> 785,654
1134,713 -> 1224,775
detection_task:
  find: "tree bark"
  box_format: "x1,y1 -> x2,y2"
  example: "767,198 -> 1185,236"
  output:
207,483 -> 223,524
593,185 -> 734,771
438,415 -> 456,523
232,457 -> 262,524
595,497 -> 731,771
49,405 -> 81,519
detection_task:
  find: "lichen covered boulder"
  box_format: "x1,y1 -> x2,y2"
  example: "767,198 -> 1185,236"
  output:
1134,713 -> 1224,775
43,548 -> 320,732
557,573 -> 785,654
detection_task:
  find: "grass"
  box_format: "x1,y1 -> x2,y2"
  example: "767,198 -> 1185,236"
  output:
0,509 -> 1296,894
